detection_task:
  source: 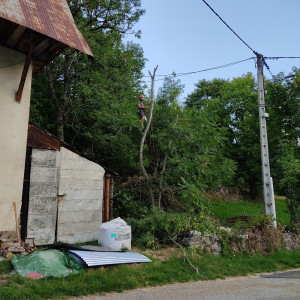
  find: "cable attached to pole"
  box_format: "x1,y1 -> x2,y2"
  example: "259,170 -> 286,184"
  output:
201,0 -> 257,56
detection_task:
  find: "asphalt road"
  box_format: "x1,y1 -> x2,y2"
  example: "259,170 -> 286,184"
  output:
70,269 -> 300,300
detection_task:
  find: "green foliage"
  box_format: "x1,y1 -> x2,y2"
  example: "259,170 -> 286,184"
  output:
185,78 -> 228,108
185,74 -> 265,199
231,219 -> 248,234
113,188 -> 148,219
277,143 -> 300,225
210,197 -> 290,226
248,214 -> 274,230
1,249 -> 300,299
29,0 -> 300,224
31,1 -> 146,176
0,259 -> 12,275
179,178 -> 210,214
127,207 -> 216,249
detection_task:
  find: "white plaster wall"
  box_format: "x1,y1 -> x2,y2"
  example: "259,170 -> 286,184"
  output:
57,147 -> 104,244
0,45 -> 32,231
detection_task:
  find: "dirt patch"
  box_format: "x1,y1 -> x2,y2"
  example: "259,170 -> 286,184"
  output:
140,247 -> 181,261
0,275 -> 7,285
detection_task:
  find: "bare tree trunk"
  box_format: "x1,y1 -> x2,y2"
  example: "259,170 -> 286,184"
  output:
45,51 -> 78,141
158,115 -> 178,208
139,65 -> 158,206
57,108 -> 65,141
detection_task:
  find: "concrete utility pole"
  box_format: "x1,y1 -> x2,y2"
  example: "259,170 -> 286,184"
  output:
256,54 -> 277,227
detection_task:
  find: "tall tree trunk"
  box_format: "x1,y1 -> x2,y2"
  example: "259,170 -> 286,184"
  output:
139,65 -> 158,206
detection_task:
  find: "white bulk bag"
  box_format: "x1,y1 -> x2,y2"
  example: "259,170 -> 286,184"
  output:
98,217 -> 131,251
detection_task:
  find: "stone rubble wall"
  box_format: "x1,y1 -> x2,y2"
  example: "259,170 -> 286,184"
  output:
181,228 -> 300,255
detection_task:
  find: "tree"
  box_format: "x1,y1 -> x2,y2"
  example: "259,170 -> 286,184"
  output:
185,74 -> 261,199
31,0 -> 145,141
185,78 -> 228,108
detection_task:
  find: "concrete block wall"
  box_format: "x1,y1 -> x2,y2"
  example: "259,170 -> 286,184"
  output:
26,149 -> 60,245
57,147 -> 105,244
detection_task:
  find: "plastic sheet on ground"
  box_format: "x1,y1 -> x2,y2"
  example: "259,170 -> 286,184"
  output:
11,249 -> 83,279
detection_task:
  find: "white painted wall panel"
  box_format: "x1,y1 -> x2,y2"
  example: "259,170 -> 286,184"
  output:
58,232 -> 97,245
63,189 -> 102,201
58,178 -> 103,194
27,227 -> 56,245
58,199 -> 101,212
58,210 -> 101,223
57,221 -> 100,235
57,147 -> 104,243
0,45 -> 32,231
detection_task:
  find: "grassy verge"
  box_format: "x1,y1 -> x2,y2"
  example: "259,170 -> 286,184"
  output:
210,197 -> 290,226
0,248 -> 300,300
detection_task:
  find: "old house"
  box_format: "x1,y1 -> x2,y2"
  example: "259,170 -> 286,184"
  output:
0,1 -> 103,244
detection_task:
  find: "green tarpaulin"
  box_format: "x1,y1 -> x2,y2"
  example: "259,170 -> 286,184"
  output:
11,249 -> 83,279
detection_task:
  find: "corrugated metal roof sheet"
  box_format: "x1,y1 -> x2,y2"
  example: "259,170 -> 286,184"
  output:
0,0 -> 93,71
0,0 -> 92,56
69,250 -> 152,267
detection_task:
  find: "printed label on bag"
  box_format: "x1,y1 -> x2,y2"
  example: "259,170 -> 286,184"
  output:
110,232 -> 131,241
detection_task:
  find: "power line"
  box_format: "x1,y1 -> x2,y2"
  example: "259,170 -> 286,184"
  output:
200,1 -> 280,77
262,56 -> 273,78
201,0 -> 257,55
265,56 -> 300,60
143,57 -> 256,82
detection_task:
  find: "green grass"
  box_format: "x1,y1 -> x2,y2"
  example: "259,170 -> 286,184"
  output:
210,197 -> 290,226
0,249 -> 299,299
0,198 -> 295,299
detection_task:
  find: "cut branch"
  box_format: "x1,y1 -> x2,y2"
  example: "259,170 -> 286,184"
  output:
169,235 -> 199,274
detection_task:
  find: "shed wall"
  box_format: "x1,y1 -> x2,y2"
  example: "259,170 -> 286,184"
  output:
0,45 -> 32,231
26,149 -> 60,245
57,147 -> 104,244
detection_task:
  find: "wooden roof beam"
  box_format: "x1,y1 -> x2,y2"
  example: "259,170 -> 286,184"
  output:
6,25 -> 26,48
16,42 -> 34,102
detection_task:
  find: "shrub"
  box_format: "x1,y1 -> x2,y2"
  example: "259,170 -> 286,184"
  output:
127,207 -> 217,249
113,188 -> 149,219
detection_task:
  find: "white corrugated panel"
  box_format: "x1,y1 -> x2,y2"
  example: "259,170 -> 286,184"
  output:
69,250 -> 151,267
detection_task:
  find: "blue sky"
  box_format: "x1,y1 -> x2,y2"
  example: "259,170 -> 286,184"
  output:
128,0 -> 300,102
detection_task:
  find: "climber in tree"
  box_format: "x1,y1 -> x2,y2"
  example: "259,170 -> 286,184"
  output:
137,95 -> 149,129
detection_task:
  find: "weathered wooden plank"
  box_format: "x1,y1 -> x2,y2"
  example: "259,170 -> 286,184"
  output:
27,124 -> 61,150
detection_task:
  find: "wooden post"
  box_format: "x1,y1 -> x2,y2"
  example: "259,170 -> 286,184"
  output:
104,174 -> 111,222
13,202 -> 21,246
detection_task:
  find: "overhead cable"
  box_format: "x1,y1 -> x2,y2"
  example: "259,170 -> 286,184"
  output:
201,1 -> 277,76
265,56 -> 300,60
201,0 -> 257,55
144,57 -> 256,82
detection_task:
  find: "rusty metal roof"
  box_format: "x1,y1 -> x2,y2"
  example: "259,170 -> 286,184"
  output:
0,0 -> 93,72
